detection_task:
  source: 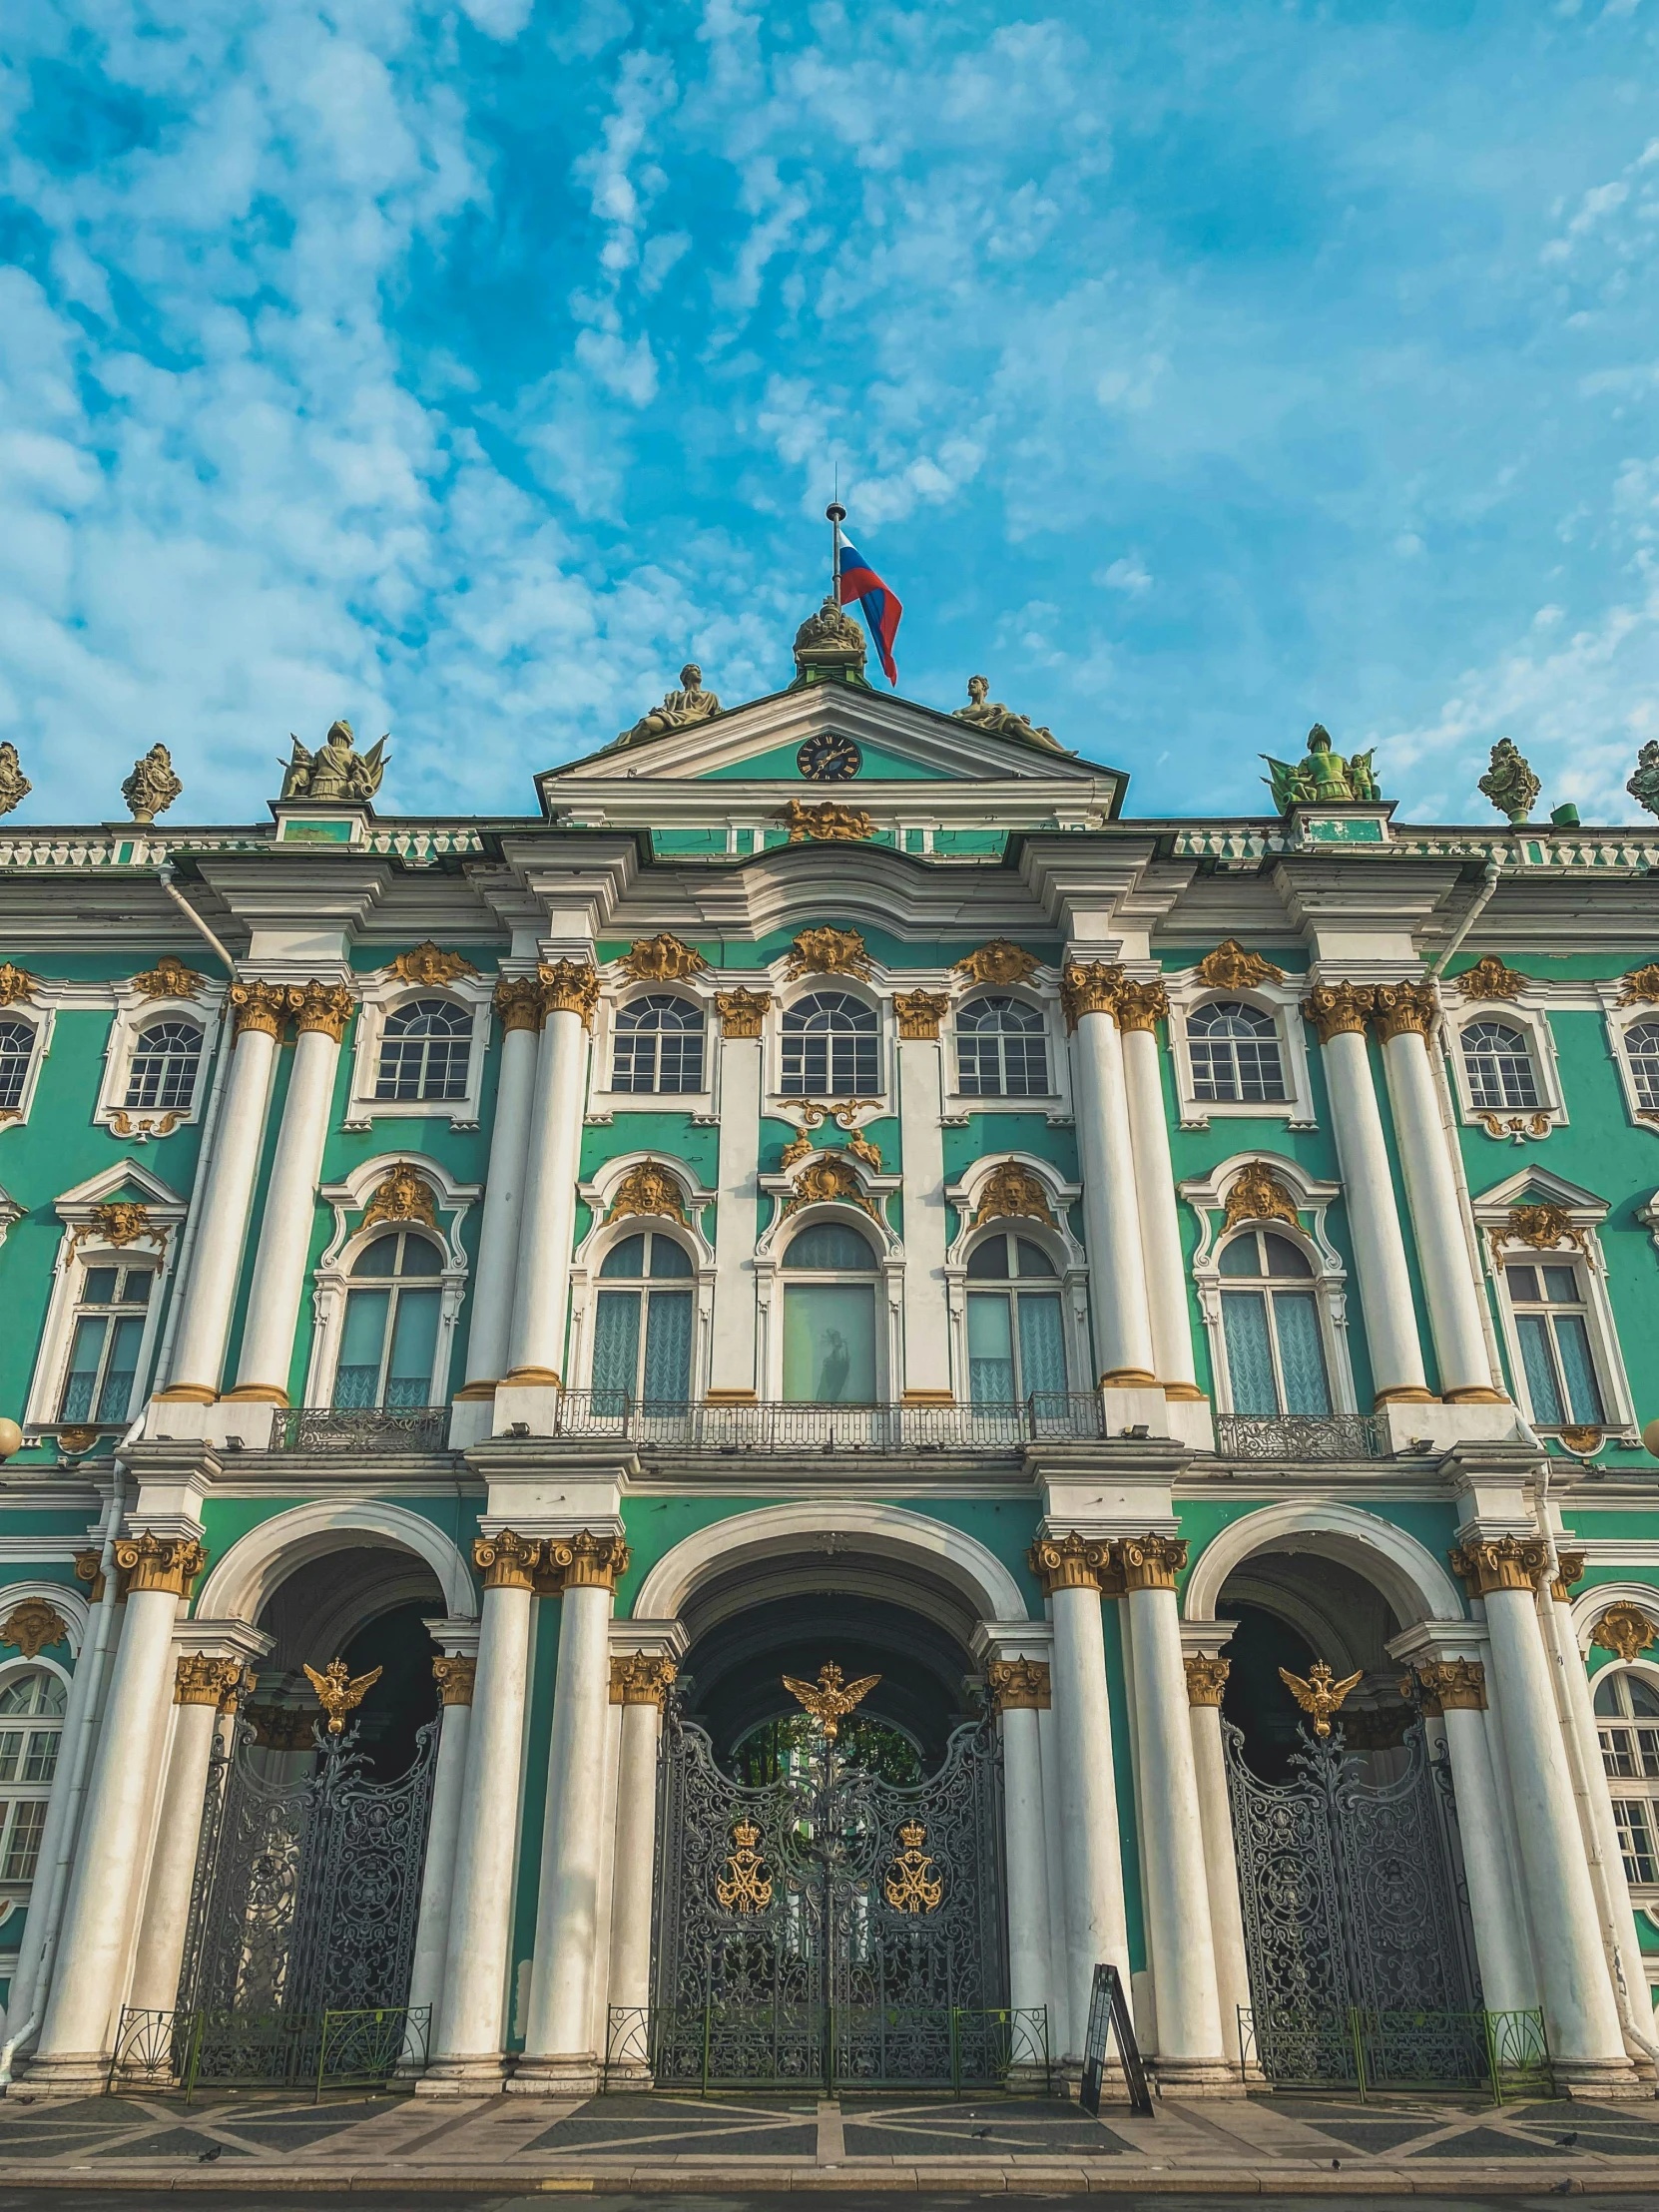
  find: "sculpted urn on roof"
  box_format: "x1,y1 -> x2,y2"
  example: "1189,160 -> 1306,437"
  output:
1262,724 -> 1381,815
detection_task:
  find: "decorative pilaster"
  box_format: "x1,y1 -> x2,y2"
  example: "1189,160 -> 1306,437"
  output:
610,1654 -> 677,1705
893,990 -> 950,1039
1179,1627 -> 1250,2075
980,1640 -> 1055,2032
715,988 -> 772,1037
607,1637 -> 683,2049
1184,1653 -> 1231,1705
1551,1549 -> 1587,1605
457,978 -> 544,1398
1117,979 -> 1202,1405
433,1655 -> 477,1704
1060,962 -> 1156,1387
1406,1658 -> 1488,1712
174,1653 -> 249,1707
504,961 -> 598,1394
710,985 -> 766,1399
897,982 -> 952,1397
404,1632 -> 481,2066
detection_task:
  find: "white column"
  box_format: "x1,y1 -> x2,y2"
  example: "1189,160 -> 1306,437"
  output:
607,1649 -> 676,2026
990,1669 -> 1054,2031
404,1640 -> 478,2058
127,1655 -> 251,2013
1120,1541 -> 1229,2084
1181,1633 -> 1253,2075
1064,968 -> 1155,1385
896,1006 -> 951,1397
505,971 -> 593,1388
1433,1671 -> 1541,2014
1377,987 -> 1502,1402
461,982 -> 542,1392
1117,991 -> 1199,1398
514,1538 -> 625,2094
708,997 -> 766,1398
1036,1535 -> 1131,2058
228,984 -> 353,1405
1035,1701 -> 1071,2058
30,1539 -> 204,2087
1305,990 -> 1430,1403
422,1537 -> 537,2092
1462,1540 -> 1636,2090
160,988 -> 286,1401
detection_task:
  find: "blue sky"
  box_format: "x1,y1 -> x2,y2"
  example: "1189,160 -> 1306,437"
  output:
4,1 -> 1659,826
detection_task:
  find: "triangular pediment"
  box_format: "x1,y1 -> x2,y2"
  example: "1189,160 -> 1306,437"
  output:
1470,1166 -> 1608,1214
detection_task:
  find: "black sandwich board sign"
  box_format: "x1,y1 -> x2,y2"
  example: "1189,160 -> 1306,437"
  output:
1078,1961 -> 1154,2117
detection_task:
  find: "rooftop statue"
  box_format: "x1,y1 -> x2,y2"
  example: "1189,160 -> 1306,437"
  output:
1628,739 -> 1659,822
952,674 -> 1062,752
1262,724 -> 1381,815
617,664 -> 722,747
1477,737 -> 1540,827
121,743 -> 183,826
280,720 -> 387,805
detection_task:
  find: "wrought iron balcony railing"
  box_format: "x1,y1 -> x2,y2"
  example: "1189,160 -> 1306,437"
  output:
271,1404 -> 449,1452
548,1392 -> 1110,1451
1215,1411 -> 1386,1460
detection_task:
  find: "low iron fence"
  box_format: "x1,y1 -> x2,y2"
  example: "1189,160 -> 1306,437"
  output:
1216,1412 -> 1386,1460
271,1405 -> 448,1452
604,2001 -> 1050,2094
553,1393 -> 1107,1451
108,2003 -> 429,2102
1238,2004 -> 1550,2102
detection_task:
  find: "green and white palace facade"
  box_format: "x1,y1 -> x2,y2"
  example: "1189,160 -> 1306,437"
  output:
5,601 -> 1659,2103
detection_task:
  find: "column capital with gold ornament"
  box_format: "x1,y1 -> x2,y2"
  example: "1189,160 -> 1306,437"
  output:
1028,1531 -> 1121,1596
1112,977 -> 1169,1033
291,978 -> 356,1040
1112,1531 -> 1188,1591
1373,977 -> 1438,1044
540,1530 -> 631,1592
610,1653 -> 677,1706
1450,1534 -> 1551,1599
1302,979 -> 1376,1043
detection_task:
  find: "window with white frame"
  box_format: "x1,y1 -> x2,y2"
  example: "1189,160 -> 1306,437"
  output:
964,1233 -> 1067,1406
1624,1020 -> 1659,1114
1217,1228 -> 1332,1416
611,995 -> 706,1095
374,999 -> 471,1104
0,1020 -> 36,1113
1461,1021 -> 1540,1112
1188,1001 -> 1287,1104
0,1670 -> 66,1890
781,993 -> 878,1097
955,997 -> 1050,1098
591,1231 -> 695,1406
781,1219 -> 879,1402
124,1020 -> 203,1113
1501,1258 -> 1605,1428
332,1231 -> 444,1408
58,1260 -> 156,1423
1595,1668 -> 1659,1891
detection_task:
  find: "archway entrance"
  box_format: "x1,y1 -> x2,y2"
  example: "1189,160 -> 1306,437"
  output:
645,1578 -> 1012,2089
1215,1548 -> 1480,2090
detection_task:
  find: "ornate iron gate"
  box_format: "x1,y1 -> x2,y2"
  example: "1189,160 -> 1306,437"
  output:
1225,1716 -> 1483,2086
170,1716 -> 438,2085
646,1704 -> 1010,2087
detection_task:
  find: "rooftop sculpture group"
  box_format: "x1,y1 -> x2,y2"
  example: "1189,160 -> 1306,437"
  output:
1262,725 -> 1381,814
279,720 -> 388,805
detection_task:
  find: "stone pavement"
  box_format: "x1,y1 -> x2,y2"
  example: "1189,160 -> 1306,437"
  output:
5,2083 -> 1659,2194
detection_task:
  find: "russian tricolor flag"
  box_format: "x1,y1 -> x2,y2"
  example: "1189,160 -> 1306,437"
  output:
836,539 -> 902,687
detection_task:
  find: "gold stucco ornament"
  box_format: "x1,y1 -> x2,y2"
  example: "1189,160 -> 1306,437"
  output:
390,942 -> 479,987
1262,725 -> 1381,813
0,1597 -> 69,1660
783,1660 -> 880,1741
716,1819 -> 774,1912
608,1159 -> 687,1222
780,797 -> 873,842
302,1657 -> 383,1734
1477,737 -> 1540,826
1591,1603 -> 1657,1665
952,675 -> 1062,752
280,720 -> 387,804
1223,1161 -> 1299,1230
0,741 -> 31,818
121,744 -> 183,826
362,1164 -> 438,1230
1279,1658 -> 1363,1739
621,933 -> 706,981
617,664 -> 721,748
975,1160 -> 1055,1227
884,1822 -> 944,1913
785,925 -> 873,980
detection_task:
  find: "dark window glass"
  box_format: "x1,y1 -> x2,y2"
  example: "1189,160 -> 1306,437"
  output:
611,995 -> 706,1094
1188,1001 -> 1286,1103
0,1019 -> 35,1113
58,1264 -> 155,1423
781,992 -> 878,1097
125,1021 -> 203,1111
955,996 -> 1050,1097
1462,1021 -> 1539,1111
1628,1021 -> 1659,1112
374,998 -> 471,1103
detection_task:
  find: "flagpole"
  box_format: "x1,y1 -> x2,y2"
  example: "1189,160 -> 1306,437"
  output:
826,499 -> 845,600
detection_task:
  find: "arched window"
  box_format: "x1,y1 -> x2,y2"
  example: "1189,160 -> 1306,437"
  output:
1217,1229 -> 1332,1416
1626,1021 -> 1659,1113
782,1219 -> 878,1403
591,1231 -> 695,1408
1502,1258 -> 1604,1427
781,992 -> 878,1097
332,1231 -> 443,1409
0,1019 -> 36,1113
965,1232 -> 1067,1406
374,999 -> 471,1103
956,997 -> 1050,1098
0,1669 -> 67,1885
612,995 -> 705,1094
1595,1667 -> 1659,1890
1188,1001 -> 1286,1103
125,1019 -> 203,1112
1462,1021 -> 1539,1112
59,1260 -> 155,1423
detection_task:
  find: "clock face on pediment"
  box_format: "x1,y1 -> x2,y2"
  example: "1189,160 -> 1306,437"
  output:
797,731 -> 862,782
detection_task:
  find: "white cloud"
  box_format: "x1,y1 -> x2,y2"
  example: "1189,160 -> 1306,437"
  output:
1096,556 -> 1152,594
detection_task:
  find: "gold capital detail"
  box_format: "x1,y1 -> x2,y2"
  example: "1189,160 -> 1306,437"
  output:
0,1597 -> 69,1660
292,980 -> 355,1041
611,1653 -> 678,1706
0,962 -> 40,1006
1197,940 -> 1284,990
987,1658 -> 1051,1711
1449,1535 -> 1551,1598
1185,1653 -> 1231,1706
1302,981 -> 1375,1043
473,1530 -> 541,1591
134,953 -> 206,1000
716,987 -> 773,1038
1617,964 -> 1659,1007
954,940 -> 1038,987
1113,979 -> 1169,1033
716,1819 -> 773,1912
1457,955 -> 1527,1001
230,979 -> 291,1040
74,1548 -> 115,1604
1060,960 -> 1122,1031
1114,1532 -> 1188,1592
1552,1549 -> 1587,1603
433,1655 -> 477,1705
114,1534 -> 207,1598
1591,1604 -> 1656,1664
494,975 -> 545,1034
539,959 -> 601,1028
176,1654 -> 249,1708
608,1159 -> 687,1223
390,942 -> 479,987
1028,1531 -> 1114,1596
975,1161 -> 1055,1228
71,1200 -> 167,1254
621,932 -> 707,982
785,1150 -> 879,1221
1223,1162 -> 1300,1231
1373,979 -> 1437,1043
543,1530 -> 631,1592
893,989 -> 950,1040
785,926 -> 873,981
1404,1659 -> 1487,1714
884,1822 -> 943,1914
780,797 -> 873,842
362,1165 -> 438,1231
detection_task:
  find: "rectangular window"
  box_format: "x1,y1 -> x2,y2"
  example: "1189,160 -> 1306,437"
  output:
642,1290 -> 694,1402
1505,1262 -> 1607,1427
333,1289 -> 390,1410
385,1288 -> 441,1408
58,1265 -> 155,1424
1221,1292 -> 1278,1416
783,1284 -> 876,1404
1275,1293 -> 1333,1416
967,1295 -> 1014,1405
1,1799 -> 48,1883
1613,1798 -> 1659,1888
1016,1294 -> 1068,1403
592,1291 -> 642,1410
